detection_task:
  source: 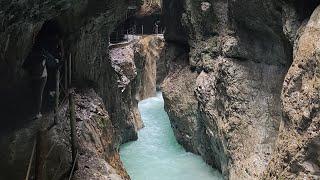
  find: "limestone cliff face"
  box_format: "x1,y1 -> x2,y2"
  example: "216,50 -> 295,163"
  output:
133,35 -> 165,100
109,35 -> 165,131
0,89 -> 129,180
1,0 -> 128,92
0,33 -> 164,179
264,6 -> 320,179
162,0 -> 320,179
0,1 -> 146,179
0,0 -> 144,143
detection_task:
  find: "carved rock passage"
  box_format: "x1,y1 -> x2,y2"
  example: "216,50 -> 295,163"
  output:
162,0 -> 320,179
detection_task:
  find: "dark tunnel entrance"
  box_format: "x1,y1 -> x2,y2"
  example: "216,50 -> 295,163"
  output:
0,20 -> 66,135
31,20 -> 66,113
109,6 -> 162,44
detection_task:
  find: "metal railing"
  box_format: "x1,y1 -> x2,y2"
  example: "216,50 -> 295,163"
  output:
109,26 -> 136,44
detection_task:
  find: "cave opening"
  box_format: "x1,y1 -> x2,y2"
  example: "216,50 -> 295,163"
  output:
110,18 -> 162,44
33,20 -> 67,112
0,20 -> 67,135
29,20 -> 66,113
109,7 -> 162,44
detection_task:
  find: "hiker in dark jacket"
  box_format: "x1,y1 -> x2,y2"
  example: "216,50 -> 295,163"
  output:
41,34 -> 63,107
23,34 -> 61,119
23,45 -> 48,120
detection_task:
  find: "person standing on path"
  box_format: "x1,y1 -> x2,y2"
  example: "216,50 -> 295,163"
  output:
23,44 -> 48,120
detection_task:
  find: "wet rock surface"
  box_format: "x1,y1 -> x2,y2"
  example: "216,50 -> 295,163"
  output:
2,0 -> 320,179
162,46 -> 286,179
133,35 -> 165,100
264,5 -> 320,179
110,43 -> 137,92
0,0 -> 151,179
72,90 -> 128,180
162,56 -> 201,154
0,0 -> 144,145
109,35 -> 165,131
162,0 -> 320,179
0,89 -> 129,180
0,34 -> 165,179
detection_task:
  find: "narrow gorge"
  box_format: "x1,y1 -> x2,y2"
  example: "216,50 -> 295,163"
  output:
1,0 -> 320,180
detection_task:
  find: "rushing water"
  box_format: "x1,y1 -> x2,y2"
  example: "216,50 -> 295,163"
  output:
120,92 -> 223,180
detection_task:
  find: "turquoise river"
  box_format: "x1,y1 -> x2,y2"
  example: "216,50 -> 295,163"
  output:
120,92 -> 223,180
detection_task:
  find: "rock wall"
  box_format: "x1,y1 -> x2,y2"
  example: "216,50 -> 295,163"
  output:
109,42 -> 144,133
0,1 -> 148,179
162,0 -> 320,179
0,0 -> 128,92
109,35 -> 165,132
0,0 -> 144,141
0,34 -> 165,179
134,35 -> 165,100
0,89 -> 129,180
264,5 -> 320,179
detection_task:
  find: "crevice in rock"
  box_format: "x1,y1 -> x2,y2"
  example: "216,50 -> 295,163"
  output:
293,0 -> 320,21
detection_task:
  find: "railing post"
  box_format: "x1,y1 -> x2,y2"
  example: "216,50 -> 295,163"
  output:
68,53 -> 72,86
127,29 -> 129,42
142,25 -> 144,35
35,129 -> 48,180
156,25 -> 159,35
64,58 -> 68,93
25,139 -> 36,180
69,91 -> 77,163
68,150 -> 78,180
54,69 -> 60,124
116,31 -> 118,42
